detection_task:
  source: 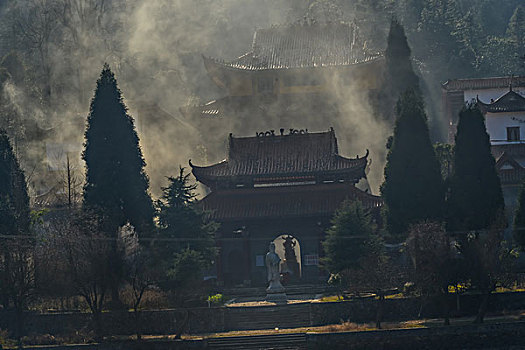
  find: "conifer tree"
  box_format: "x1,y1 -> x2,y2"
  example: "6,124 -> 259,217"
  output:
156,167 -> 217,305
156,167 -> 217,257
322,200 -> 374,274
83,64 -> 153,237
0,128 -> 32,326
0,128 -> 30,237
447,106 -> 504,233
384,19 -> 419,102
513,181 -> 525,250
381,89 -> 444,240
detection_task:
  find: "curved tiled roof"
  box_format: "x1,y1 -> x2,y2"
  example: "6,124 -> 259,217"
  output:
477,89 -> 525,113
205,22 -> 382,71
201,183 -> 382,220
190,129 -> 368,183
442,76 -> 525,91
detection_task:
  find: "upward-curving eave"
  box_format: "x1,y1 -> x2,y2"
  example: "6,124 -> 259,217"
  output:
477,90 -> 525,113
190,152 -> 368,186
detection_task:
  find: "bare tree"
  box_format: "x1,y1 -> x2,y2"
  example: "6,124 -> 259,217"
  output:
407,221 -> 459,325
345,236 -> 408,329
121,224 -> 157,340
0,236 -> 36,340
460,224 -> 518,324
10,0 -> 60,102
42,210 -> 112,340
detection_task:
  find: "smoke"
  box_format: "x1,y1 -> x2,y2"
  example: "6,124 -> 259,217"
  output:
1,0 -> 397,199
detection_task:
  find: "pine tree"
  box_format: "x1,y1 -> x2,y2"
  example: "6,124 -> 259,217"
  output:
384,19 -> 420,101
447,106 -> 504,233
156,167 -> 217,304
83,64 -> 153,237
322,200 -> 374,274
513,181 -> 525,250
157,167 -> 217,258
381,89 -> 444,240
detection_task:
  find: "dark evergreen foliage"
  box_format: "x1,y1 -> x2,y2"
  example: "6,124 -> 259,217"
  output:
513,181 -> 525,250
381,89 -> 444,239
0,128 -> 30,236
157,167 -> 217,257
82,64 -> 153,237
384,19 -> 419,101
322,200 -> 374,274
447,106 -> 504,233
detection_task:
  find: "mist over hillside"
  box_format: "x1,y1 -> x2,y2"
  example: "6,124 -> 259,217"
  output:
0,0 -> 523,199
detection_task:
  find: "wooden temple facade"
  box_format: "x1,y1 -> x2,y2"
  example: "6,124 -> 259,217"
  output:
190,128 -> 382,287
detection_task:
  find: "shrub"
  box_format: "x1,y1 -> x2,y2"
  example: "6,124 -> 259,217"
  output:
207,293 -> 225,306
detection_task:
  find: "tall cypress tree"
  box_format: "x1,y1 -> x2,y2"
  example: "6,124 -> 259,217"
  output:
384,19 -> 420,102
83,64 -> 153,237
381,89 -> 444,240
0,128 -> 31,311
513,181 -> 525,250
0,128 -> 30,236
447,106 -> 504,233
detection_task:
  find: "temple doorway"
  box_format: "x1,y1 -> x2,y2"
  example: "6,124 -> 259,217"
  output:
272,234 -> 301,283
226,249 -> 244,286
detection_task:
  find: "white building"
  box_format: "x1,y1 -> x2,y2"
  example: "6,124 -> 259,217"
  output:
442,76 -> 525,239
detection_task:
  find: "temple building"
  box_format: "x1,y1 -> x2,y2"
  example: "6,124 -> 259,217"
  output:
182,21 -> 385,159
478,86 -> 525,229
442,76 -> 525,142
442,77 -> 525,235
190,128 -> 382,286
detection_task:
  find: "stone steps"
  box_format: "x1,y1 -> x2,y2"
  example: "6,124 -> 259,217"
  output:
223,284 -> 335,298
207,333 -> 307,350
226,303 -> 311,331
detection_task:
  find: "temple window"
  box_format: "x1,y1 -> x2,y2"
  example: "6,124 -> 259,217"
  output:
507,127 -> 520,141
257,76 -> 274,93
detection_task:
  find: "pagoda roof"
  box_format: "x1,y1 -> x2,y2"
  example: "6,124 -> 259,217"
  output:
190,128 -> 368,184
477,88 -> 525,113
204,22 -> 382,71
442,76 -> 525,91
201,183 -> 382,221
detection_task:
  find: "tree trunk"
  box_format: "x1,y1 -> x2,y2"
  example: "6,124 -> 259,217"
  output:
134,308 -> 142,340
474,291 -> 489,324
92,310 -> 104,342
456,287 -> 461,312
376,293 -> 384,329
442,290 -> 450,326
418,294 -> 426,319
15,308 -> 25,341
175,309 -> 190,339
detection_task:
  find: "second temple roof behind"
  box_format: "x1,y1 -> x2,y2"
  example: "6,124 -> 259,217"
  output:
190,128 -> 368,188
204,22 -> 382,72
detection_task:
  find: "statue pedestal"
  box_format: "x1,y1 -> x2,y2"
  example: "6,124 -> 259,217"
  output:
266,292 -> 287,303
266,280 -> 286,303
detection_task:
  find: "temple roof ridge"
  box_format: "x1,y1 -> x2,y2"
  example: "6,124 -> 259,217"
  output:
190,128 -> 368,187
477,88 -> 525,113
204,21 -> 383,71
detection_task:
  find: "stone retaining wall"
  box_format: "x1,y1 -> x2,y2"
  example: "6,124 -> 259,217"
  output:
306,321 -> 525,349
1,291 -> 524,337
5,322 -> 525,350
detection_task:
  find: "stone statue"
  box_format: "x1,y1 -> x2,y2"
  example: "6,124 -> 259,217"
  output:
265,242 -> 285,297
